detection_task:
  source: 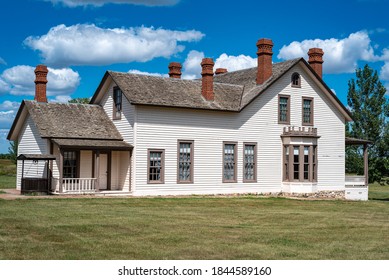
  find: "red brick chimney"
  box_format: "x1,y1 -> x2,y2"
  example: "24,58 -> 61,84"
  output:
168,62 -> 182,79
256,38 -> 274,84
34,65 -> 48,103
215,68 -> 228,75
201,58 -> 215,101
308,48 -> 324,78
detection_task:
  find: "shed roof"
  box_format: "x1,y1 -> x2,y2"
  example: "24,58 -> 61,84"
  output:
52,138 -> 133,150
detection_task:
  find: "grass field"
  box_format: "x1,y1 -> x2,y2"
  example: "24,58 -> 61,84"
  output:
0,195 -> 389,260
0,159 -> 16,189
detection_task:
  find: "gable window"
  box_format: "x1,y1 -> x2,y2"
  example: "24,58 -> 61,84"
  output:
148,149 -> 164,184
283,145 -> 317,182
63,151 -> 78,178
223,142 -> 237,183
243,143 -> 257,182
113,86 -> 122,120
278,95 -> 290,124
291,72 -> 301,87
302,97 -> 314,125
177,141 -> 194,183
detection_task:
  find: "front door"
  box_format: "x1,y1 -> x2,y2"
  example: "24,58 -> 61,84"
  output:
99,153 -> 108,190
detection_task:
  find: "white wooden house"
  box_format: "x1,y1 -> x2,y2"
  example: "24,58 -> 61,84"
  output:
7,38 -> 370,197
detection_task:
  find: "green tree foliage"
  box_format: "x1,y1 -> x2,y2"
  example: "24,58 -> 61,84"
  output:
346,64 -> 389,183
68,97 -> 90,104
8,141 -> 18,164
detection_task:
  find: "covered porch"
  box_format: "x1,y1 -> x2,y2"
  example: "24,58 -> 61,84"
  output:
50,138 -> 133,194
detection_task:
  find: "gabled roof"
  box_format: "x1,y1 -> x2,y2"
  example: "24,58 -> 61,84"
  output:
90,58 -> 352,121
7,100 -> 123,141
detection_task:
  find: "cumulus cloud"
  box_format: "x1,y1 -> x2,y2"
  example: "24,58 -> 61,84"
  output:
0,129 -> 11,154
0,100 -> 20,129
44,0 -> 179,7
182,50 -> 204,79
0,65 -> 80,96
380,62 -> 389,81
0,57 -> 6,65
24,24 -> 204,68
214,53 -> 256,72
278,31 -> 378,74
128,69 -> 168,77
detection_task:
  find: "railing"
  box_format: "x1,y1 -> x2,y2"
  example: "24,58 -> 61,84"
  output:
282,126 -> 318,137
62,178 -> 97,193
345,175 -> 366,187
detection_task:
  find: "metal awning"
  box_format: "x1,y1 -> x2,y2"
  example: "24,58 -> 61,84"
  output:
17,154 -> 56,160
52,138 -> 133,151
345,137 -> 373,145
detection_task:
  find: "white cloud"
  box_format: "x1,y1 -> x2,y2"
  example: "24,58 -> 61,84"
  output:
128,69 -> 168,77
24,24 -> 204,68
214,53 -> 256,72
278,31 -> 378,74
0,129 -> 10,154
0,100 -> 19,130
0,65 -> 80,96
44,0 -> 179,7
380,62 -> 389,81
182,50 -> 204,79
49,95 -> 72,103
0,57 -> 6,65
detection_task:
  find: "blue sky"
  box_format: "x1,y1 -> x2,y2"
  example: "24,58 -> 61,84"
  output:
1,0 -> 389,153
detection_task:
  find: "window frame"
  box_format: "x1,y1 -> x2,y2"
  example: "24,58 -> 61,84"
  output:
113,86 -> 122,120
291,72 -> 301,88
278,95 -> 290,125
223,141 -> 237,183
282,144 -> 317,183
147,149 -> 165,184
243,142 -> 257,183
62,150 -> 80,179
177,140 -> 194,184
302,97 -> 314,126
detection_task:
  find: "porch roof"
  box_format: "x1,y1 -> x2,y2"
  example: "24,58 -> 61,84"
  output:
17,154 -> 56,160
52,138 -> 133,151
345,137 -> 373,145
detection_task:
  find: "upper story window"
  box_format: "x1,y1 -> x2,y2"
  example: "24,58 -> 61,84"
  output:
291,72 -> 301,87
148,149 -> 165,184
223,142 -> 237,183
278,95 -> 290,124
302,97 -> 314,126
177,141 -> 194,183
243,143 -> 257,182
113,86 -> 122,120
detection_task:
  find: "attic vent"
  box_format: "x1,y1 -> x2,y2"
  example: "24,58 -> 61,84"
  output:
291,72 -> 301,87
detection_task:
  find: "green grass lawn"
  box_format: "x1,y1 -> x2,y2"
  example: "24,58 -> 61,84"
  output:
0,159 -> 16,189
0,196 -> 388,260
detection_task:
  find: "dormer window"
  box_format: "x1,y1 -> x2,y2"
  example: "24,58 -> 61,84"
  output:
113,86 -> 122,120
291,72 -> 301,87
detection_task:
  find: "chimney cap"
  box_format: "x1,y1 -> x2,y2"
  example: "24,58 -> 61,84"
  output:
308,48 -> 324,63
215,68 -> 228,75
168,62 -> 182,68
201,58 -> 215,66
168,62 -> 182,78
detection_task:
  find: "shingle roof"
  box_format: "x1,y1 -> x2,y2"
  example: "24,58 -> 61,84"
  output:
52,138 -> 133,150
24,101 -> 123,140
103,59 -> 301,112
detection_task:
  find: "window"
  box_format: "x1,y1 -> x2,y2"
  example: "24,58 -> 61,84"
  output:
148,149 -> 164,184
113,86 -> 122,120
177,141 -> 194,183
291,72 -> 301,87
283,145 -> 317,182
223,142 -> 237,182
243,143 -> 257,182
302,97 -> 314,125
278,95 -> 290,124
63,151 -> 78,178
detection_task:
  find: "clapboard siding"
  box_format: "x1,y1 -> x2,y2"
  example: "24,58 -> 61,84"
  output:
16,115 -> 48,190
80,151 -> 93,178
132,64 -> 346,196
101,81 -> 135,145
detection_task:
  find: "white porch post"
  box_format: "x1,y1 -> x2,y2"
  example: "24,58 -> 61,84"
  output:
59,149 -> 63,193
364,144 -> 368,186
95,151 -> 100,192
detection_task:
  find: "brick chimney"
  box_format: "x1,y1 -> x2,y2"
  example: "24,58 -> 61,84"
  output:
168,62 -> 182,78
215,68 -> 228,75
308,48 -> 324,78
256,38 -> 274,85
201,58 -> 215,101
34,65 -> 48,103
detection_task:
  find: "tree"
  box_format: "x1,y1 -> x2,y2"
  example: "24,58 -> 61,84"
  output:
68,97 -> 90,104
8,141 -> 18,164
346,64 -> 389,183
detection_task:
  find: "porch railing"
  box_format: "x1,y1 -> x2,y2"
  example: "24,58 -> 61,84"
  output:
62,178 -> 97,193
345,175 -> 366,186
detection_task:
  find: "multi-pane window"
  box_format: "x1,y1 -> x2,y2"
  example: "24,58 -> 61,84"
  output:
302,97 -> 313,125
63,151 -> 77,178
223,143 -> 237,182
113,86 -> 122,119
178,141 -> 193,183
283,145 -> 317,182
293,146 -> 300,180
279,95 -> 290,124
244,143 -> 257,182
148,150 -> 164,183
291,72 -> 301,87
